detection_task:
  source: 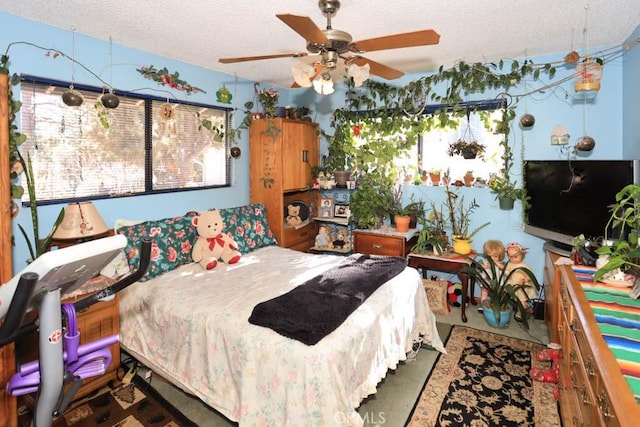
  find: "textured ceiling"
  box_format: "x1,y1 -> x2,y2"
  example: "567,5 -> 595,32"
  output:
2,0 -> 639,88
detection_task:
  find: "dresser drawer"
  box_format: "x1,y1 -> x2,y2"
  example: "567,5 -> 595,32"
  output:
354,232 -> 404,256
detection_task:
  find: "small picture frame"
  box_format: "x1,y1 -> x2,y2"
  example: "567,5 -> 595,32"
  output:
334,204 -> 350,218
319,197 -> 334,211
319,206 -> 333,218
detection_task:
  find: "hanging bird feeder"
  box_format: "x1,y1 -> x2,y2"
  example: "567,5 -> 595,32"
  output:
575,58 -> 602,92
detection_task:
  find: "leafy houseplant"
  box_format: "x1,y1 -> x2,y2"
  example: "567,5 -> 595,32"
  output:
2,55 -> 64,260
488,175 -> 526,210
594,183 -> 640,281
444,188 -> 490,240
413,202 -> 448,254
257,87 -> 279,119
461,254 -> 540,329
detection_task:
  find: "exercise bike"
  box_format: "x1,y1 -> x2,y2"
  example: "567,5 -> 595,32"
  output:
0,235 -> 151,427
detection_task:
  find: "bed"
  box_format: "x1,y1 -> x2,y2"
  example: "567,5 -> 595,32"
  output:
115,204 -> 445,426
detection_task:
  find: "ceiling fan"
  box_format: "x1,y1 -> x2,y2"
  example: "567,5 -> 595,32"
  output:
218,0 -> 440,90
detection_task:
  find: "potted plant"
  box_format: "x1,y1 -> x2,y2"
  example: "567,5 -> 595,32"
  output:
349,173 -> 394,229
463,170 -> 474,187
488,175 -> 526,210
594,183 -> 640,281
2,57 -> 65,260
413,202 -> 448,255
429,169 -> 441,186
394,197 -> 425,232
461,254 -> 540,329
444,187 -> 490,254
257,86 -> 279,119
447,139 -> 486,159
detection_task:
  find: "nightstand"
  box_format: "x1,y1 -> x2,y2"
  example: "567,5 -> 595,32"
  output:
15,276 -> 121,403
353,226 -> 418,257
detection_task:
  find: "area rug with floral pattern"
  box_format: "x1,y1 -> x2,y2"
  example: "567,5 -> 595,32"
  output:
406,325 -> 561,426
19,374 -> 196,427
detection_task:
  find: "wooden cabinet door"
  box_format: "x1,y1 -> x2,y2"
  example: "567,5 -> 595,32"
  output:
282,121 -> 318,191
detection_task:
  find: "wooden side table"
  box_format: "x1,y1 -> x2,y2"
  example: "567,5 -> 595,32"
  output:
407,251 -> 477,322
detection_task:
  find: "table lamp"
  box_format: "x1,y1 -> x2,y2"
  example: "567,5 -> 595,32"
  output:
52,202 -> 108,240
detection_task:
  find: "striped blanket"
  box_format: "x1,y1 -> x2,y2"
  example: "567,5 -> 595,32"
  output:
572,265 -> 640,402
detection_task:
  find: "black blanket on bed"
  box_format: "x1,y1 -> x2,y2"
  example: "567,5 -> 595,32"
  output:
248,253 -> 408,345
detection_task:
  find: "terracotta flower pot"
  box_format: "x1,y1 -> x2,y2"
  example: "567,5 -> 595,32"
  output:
394,215 -> 411,233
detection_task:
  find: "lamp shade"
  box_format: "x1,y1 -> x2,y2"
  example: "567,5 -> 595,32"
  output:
347,63 -> 370,87
291,62 -> 314,87
313,72 -> 335,95
52,202 -> 108,239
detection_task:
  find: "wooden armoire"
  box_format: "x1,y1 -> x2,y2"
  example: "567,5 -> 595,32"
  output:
1,74 -> 18,426
249,118 -> 319,252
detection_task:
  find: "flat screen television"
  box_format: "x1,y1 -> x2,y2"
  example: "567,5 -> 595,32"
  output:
523,160 -> 637,251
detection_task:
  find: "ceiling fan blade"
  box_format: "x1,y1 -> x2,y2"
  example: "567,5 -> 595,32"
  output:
276,13 -> 329,45
219,52 -> 308,64
351,29 -> 440,53
352,57 -> 404,80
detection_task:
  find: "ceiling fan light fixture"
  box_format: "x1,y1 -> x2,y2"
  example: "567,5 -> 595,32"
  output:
313,72 -> 334,95
347,62 -> 370,87
291,61 -> 314,87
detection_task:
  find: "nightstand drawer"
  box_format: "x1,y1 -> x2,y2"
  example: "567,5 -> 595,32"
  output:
354,232 -> 404,256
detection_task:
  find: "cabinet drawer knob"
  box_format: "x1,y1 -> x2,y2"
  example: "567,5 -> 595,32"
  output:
570,349 -> 579,366
597,392 -> 614,419
372,243 -> 382,250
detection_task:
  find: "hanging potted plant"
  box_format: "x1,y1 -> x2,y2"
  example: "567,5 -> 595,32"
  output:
488,175 -> 525,210
461,254 -> 540,329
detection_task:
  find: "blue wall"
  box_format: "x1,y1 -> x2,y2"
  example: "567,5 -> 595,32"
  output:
3,13 -> 640,290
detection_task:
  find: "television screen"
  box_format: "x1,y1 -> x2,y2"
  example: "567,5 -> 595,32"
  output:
524,160 -> 635,247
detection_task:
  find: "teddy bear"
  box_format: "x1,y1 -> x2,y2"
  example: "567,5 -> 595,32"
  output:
286,204 -> 302,227
191,209 -> 241,270
331,228 -> 349,251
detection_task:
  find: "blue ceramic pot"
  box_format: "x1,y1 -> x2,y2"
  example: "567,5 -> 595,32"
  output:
482,299 -> 513,328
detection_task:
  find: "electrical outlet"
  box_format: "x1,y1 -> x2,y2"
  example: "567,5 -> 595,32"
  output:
139,366 -> 153,379
551,135 -> 569,145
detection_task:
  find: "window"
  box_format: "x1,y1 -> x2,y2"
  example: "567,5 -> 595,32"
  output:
393,108 -> 504,184
419,109 -> 504,182
18,77 -> 231,203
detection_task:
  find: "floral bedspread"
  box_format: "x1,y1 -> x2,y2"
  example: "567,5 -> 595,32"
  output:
119,246 -> 444,426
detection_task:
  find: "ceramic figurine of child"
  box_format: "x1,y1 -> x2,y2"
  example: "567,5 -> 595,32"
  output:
504,242 -> 536,319
478,240 -> 505,312
315,225 -> 331,249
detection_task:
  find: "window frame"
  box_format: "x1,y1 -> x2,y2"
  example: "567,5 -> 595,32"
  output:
19,74 -> 233,206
